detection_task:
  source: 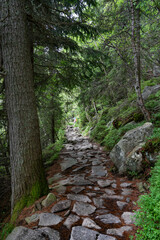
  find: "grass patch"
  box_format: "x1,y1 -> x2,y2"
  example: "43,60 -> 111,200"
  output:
0,223 -> 14,240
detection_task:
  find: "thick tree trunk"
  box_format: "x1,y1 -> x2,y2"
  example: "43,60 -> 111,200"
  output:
1,0 -> 48,211
130,0 -> 151,121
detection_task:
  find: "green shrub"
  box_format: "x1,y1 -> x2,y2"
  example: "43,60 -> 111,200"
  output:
90,120 -> 109,142
134,155 -> 160,239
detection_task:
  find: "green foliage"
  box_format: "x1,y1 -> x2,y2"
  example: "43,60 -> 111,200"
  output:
134,155 -> 160,239
142,127 -> 160,153
42,128 -> 65,166
0,223 -> 14,240
90,120 -> 109,142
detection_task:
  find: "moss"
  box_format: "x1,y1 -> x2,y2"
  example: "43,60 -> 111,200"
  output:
0,223 -> 15,240
11,180 -> 49,223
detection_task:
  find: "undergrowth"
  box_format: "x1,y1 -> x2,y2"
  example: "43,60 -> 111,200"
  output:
134,155 -> 160,239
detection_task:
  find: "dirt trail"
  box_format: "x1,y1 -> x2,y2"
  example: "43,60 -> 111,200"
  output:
14,126 -> 144,240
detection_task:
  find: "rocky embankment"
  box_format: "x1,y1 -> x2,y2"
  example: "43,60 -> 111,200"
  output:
7,126 -> 147,240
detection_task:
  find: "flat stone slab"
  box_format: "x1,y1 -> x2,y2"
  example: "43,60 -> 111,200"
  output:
121,212 -> 136,224
98,234 -> 117,240
51,200 -> 71,213
67,194 -> 91,203
91,166 -> 107,177
39,213 -> 63,226
60,158 -> 77,171
82,217 -> 101,230
96,214 -> 121,224
70,226 -> 116,240
71,186 -> 85,194
73,164 -> 90,172
117,201 -> 127,210
48,173 -> 63,184
73,202 -> 96,216
107,226 -> 132,237
102,194 -> 124,200
97,180 -> 115,188
70,226 -> 98,240
36,227 -> 61,240
64,214 -> 80,229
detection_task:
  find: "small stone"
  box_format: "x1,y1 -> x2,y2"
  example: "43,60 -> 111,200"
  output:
67,194 -> 91,203
96,214 -> 121,224
111,183 -> 117,188
120,182 -> 132,188
87,193 -> 97,197
107,226 -> 132,237
42,193 -> 56,207
39,213 -> 63,226
51,200 -> 71,213
126,197 -> 130,203
94,187 -> 100,190
34,202 -> 42,211
117,201 -> 127,210
121,212 -> 136,224
136,182 -> 145,193
25,214 -> 39,224
96,209 -> 109,214
104,189 -> 115,195
73,202 -> 96,216
82,218 -> 101,230
64,214 -> 80,229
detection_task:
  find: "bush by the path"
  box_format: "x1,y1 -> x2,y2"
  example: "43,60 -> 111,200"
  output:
134,155 -> 160,239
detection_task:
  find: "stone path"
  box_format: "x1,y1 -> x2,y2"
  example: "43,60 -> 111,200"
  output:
7,126 -> 140,240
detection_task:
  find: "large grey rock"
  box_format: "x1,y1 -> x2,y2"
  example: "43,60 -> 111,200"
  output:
67,194 -> 91,203
6,226 -> 45,240
36,227 -> 61,240
110,122 -> 153,174
107,226 -> 132,237
96,214 -> 121,224
39,213 -> 63,226
42,193 -> 56,207
142,84 -> 160,100
73,202 -> 96,216
70,226 -> 98,240
51,200 -> 71,213
63,214 -> 80,229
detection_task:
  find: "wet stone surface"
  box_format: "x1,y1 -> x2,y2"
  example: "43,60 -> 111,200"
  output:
9,126 -> 141,240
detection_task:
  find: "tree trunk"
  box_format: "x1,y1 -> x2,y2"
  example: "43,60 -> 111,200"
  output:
130,0 -> 151,121
51,114 -> 55,144
1,0 -> 48,212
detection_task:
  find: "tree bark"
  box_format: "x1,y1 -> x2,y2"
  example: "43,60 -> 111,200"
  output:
1,0 -> 48,211
129,0 -> 151,121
